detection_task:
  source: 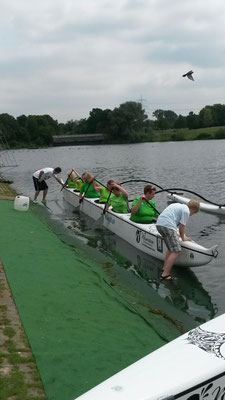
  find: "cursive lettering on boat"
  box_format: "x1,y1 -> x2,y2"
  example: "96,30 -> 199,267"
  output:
140,232 -> 155,251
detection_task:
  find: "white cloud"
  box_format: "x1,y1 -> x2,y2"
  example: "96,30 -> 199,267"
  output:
0,0 -> 225,121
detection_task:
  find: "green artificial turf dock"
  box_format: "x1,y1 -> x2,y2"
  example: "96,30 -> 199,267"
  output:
0,200 -> 177,400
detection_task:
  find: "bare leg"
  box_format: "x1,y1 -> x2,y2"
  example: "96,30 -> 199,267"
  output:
161,250 -> 180,277
34,191 -> 40,201
42,188 -> 48,201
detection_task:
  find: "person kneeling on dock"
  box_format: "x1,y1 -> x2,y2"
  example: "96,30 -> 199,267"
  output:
106,182 -> 129,213
156,200 -> 200,280
130,184 -> 159,224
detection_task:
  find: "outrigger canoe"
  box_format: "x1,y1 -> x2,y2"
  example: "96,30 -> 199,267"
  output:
63,188 -> 218,267
74,313 -> 225,400
168,193 -> 225,215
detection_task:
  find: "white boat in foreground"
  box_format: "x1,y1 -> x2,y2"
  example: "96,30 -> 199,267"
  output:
63,188 -> 218,268
168,193 -> 225,215
75,313 -> 225,400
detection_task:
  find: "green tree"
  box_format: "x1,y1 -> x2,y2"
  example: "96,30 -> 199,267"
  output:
86,108 -> 112,133
108,101 -> 148,140
0,113 -> 19,146
152,109 -> 177,129
211,104 -> 225,126
199,106 -> 215,127
186,112 -> 199,129
174,115 -> 187,129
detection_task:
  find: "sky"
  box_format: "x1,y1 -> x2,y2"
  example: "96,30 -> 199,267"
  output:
1,0 -> 225,123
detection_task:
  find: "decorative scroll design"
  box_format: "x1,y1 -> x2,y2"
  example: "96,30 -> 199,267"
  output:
187,326 -> 225,360
186,383 -> 225,399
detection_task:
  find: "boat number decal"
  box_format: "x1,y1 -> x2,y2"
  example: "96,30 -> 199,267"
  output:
136,229 -> 141,243
157,237 -> 163,253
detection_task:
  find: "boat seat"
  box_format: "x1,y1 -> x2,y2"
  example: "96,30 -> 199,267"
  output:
118,214 -> 131,222
94,200 -> 107,204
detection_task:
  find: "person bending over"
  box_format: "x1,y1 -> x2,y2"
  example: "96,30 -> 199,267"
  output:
156,199 -> 200,280
33,167 -> 62,203
130,184 -> 159,223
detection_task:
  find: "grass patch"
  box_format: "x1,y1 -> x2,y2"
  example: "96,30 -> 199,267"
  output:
150,126 -> 225,142
0,366 -> 45,400
0,261 -> 47,400
0,182 -> 17,197
3,326 -> 15,338
0,282 -> 5,296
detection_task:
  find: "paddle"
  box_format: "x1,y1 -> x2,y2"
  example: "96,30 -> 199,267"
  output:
79,181 -> 92,204
60,169 -> 74,192
96,189 -> 113,226
94,178 -> 107,189
144,199 -> 160,215
128,197 -> 160,220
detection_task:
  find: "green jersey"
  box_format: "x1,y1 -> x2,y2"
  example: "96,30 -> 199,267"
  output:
130,197 -> 158,223
109,193 -> 128,213
67,178 -> 77,188
76,179 -> 83,191
99,187 -> 111,203
80,182 -> 99,198
67,177 -> 83,191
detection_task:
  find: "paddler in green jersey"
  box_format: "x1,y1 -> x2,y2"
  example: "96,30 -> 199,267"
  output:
79,172 -> 100,199
130,184 -> 159,223
92,179 -> 115,203
66,169 -> 83,190
106,182 -> 129,213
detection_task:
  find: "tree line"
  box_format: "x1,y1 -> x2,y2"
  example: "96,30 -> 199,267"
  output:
1,102 -> 225,148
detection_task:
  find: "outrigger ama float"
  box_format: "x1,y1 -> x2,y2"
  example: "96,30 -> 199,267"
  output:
168,193 -> 225,216
63,188 -> 218,267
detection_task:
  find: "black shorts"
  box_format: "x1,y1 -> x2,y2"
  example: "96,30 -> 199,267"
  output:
33,176 -> 48,191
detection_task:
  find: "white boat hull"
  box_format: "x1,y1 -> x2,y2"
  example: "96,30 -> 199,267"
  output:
168,193 -> 225,215
74,313 -> 225,400
63,188 -> 218,268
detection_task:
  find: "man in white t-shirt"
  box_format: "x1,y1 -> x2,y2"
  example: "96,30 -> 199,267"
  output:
156,200 -> 200,280
32,167 -> 62,203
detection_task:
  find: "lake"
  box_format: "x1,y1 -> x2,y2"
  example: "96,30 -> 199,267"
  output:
2,139 -> 225,330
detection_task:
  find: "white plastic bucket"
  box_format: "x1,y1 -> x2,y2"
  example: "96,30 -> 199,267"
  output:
14,195 -> 30,211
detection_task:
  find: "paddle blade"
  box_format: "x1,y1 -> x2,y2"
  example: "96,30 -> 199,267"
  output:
95,213 -> 105,227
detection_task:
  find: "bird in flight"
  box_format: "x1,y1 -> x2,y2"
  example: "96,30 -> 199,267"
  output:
183,70 -> 194,81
